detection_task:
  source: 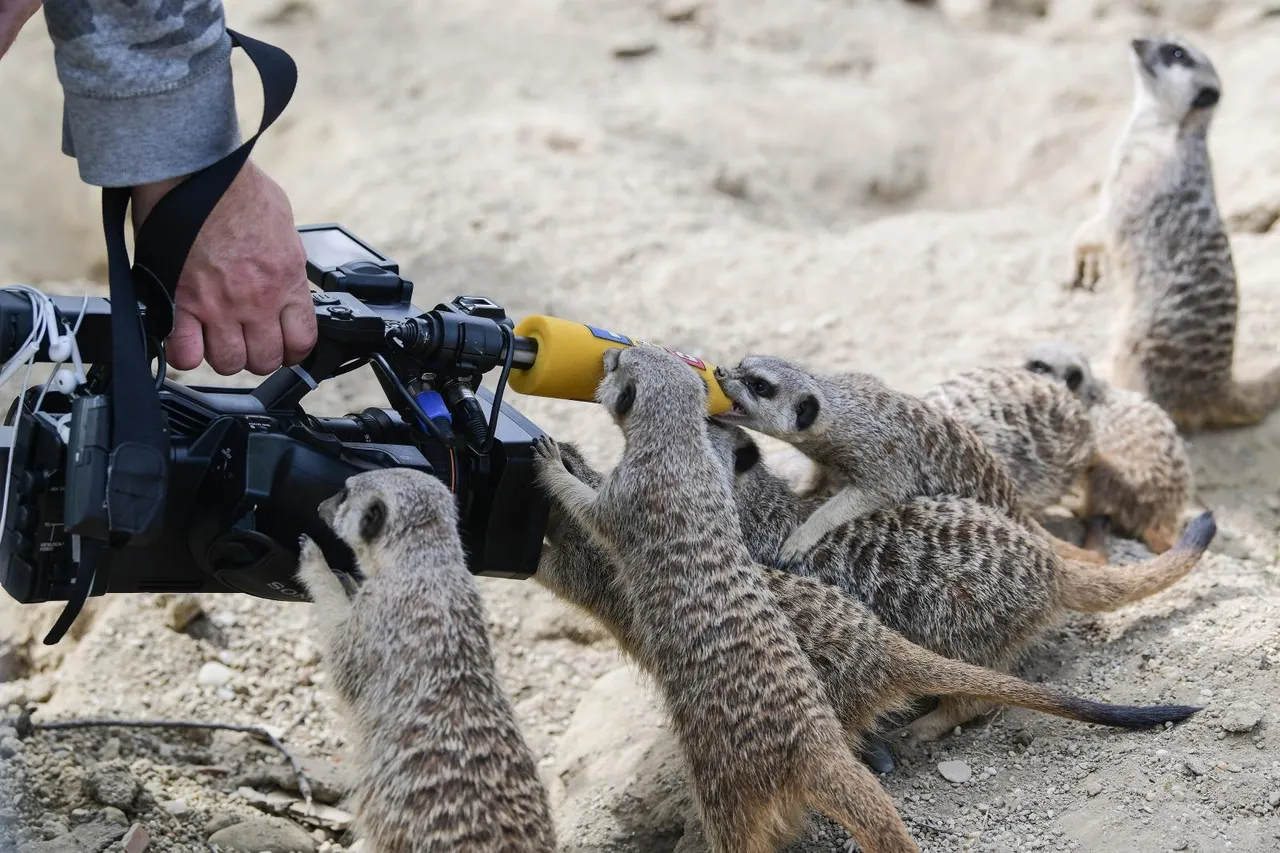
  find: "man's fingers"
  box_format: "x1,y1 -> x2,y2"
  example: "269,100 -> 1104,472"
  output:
243,320 -> 285,376
281,299 -> 319,367
203,322 -> 248,376
167,308 -> 205,372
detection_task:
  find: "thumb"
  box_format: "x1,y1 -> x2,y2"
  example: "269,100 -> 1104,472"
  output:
167,306 -> 205,372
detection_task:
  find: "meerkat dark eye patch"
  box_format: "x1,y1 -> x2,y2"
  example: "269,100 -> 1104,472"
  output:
360,499 -> 387,541
1065,368 -> 1084,391
733,440 -> 761,475
1025,360 -> 1052,376
1157,43 -> 1193,68
1192,87 -> 1220,109
613,381 -> 636,417
748,377 -> 776,399
795,394 -> 820,431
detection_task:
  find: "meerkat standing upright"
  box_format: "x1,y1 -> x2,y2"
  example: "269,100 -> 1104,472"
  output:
534,345 -> 920,853
1025,340 -> 1193,554
713,355 -> 1105,567
1069,35 -> 1280,430
295,469 -> 556,853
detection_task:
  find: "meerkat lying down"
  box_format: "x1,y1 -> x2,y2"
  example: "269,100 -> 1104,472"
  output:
296,469 -> 556,853
920,365 -> 1096,515
713,354 -> 1107,568
533,347 -> 1203,852
1070,34 -> 1280,431
703,421 -> 1214,743
1025,340 -> 1193,554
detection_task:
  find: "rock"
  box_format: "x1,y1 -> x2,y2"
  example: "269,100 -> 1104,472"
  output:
1268,791 -> 1280,808
292,638 -> 321,666
1220,703 -> 1263,733
711,166 -> 750,200
0,734 -> 21,758
1083,781 -> 1103,797
198,661 -> 234,687
85,761 -> 140,810
16,810 -> 127,853
660,0 -> 700,23
122,823 -> 150,853
207,816 -> 317,852
553,667 -> 694,850
612,38 -> 658,59
163,594 -> 203,631
937,760 -> 972,784
1183,759 -> 1209,777
234,757 -> 354,805
205,813 -> 240,836
289,802 -> 354,831
161,798 -> 190,816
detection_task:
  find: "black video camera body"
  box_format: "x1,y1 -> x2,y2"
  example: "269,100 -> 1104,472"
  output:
0,225 -> 550,633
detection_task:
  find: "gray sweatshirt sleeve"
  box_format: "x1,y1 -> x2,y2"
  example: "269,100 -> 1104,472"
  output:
43,0 -> 242,188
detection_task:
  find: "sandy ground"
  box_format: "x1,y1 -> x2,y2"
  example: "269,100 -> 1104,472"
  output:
2,0 -> 1280,851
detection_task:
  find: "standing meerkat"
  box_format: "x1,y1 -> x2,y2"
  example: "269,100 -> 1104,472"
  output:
703,421 -> 1215,740
295,468 -> 556,853
713,355 -> 1105,567
537,436 -> 1204,761
533,344 -> 919,853
1025,340 -> 1193,554
920,366 -> 1096,513
1069,35 -> 1280,430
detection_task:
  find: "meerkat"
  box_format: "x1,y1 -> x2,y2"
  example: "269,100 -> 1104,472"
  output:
537,435 -> 1205,763
713,355 -> 1106,567
533,344 -> 919,853
295,468 -> 556,853
1025,340 -> 1193,554
919,366 -> 1097,514
703,420 -> 1214,738
1069,34 -> 1280,431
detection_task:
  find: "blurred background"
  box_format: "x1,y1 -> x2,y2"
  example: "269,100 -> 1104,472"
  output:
2,2 -> 1279,851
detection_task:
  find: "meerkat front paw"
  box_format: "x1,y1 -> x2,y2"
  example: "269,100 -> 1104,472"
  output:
533,434 -> 564,467
1067,219 -> 1105,291
296,535 -> 355,620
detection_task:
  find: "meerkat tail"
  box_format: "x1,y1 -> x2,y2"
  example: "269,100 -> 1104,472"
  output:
890,636 -> 1201,730
1056,511 -> 1216,612
1188,366 -> 1280,430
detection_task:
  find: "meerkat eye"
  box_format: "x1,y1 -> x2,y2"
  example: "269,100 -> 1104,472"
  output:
748,377 -> 776,399
337,487 -> 350,504
360,499 -> 387,541
1026,360 -> 1052,376
1065,368 -> 1084,392
1159,43 -> 1190,66
614,381 -> 636,417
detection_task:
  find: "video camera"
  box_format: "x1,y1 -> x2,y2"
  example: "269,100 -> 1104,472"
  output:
0,223 -> 550,641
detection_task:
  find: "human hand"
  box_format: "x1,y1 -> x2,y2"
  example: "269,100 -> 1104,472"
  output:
131,160 -> 317,375
0,0 -> 42,60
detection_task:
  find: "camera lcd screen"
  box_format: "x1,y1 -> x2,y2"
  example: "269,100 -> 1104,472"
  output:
300,227 -> 386,272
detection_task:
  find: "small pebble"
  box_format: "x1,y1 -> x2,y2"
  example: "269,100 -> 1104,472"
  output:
937,760 -> 972,784
122,823 -> 150,853
197,661 -> 234,688
612,38 -> 658,59
1084,781 -> 1103,797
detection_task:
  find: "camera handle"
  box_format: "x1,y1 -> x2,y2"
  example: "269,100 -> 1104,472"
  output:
44,31 -> 300,645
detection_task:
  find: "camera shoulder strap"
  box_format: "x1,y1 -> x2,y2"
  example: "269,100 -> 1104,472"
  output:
99,31 -> 297,544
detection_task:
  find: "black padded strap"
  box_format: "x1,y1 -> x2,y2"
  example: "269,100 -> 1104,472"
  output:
99,30 -> 297,545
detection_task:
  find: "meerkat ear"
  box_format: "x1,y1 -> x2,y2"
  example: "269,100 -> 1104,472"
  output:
360,499 -> 387,541
613,381 -> 636,417
603,347 -> 623,373
795,394 -> 820,431
733,439 -> 760,475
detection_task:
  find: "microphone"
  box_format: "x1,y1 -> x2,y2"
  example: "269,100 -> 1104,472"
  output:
509,315 -> 733,414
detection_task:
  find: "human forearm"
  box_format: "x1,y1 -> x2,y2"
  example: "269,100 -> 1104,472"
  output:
43,0 -> 241,187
